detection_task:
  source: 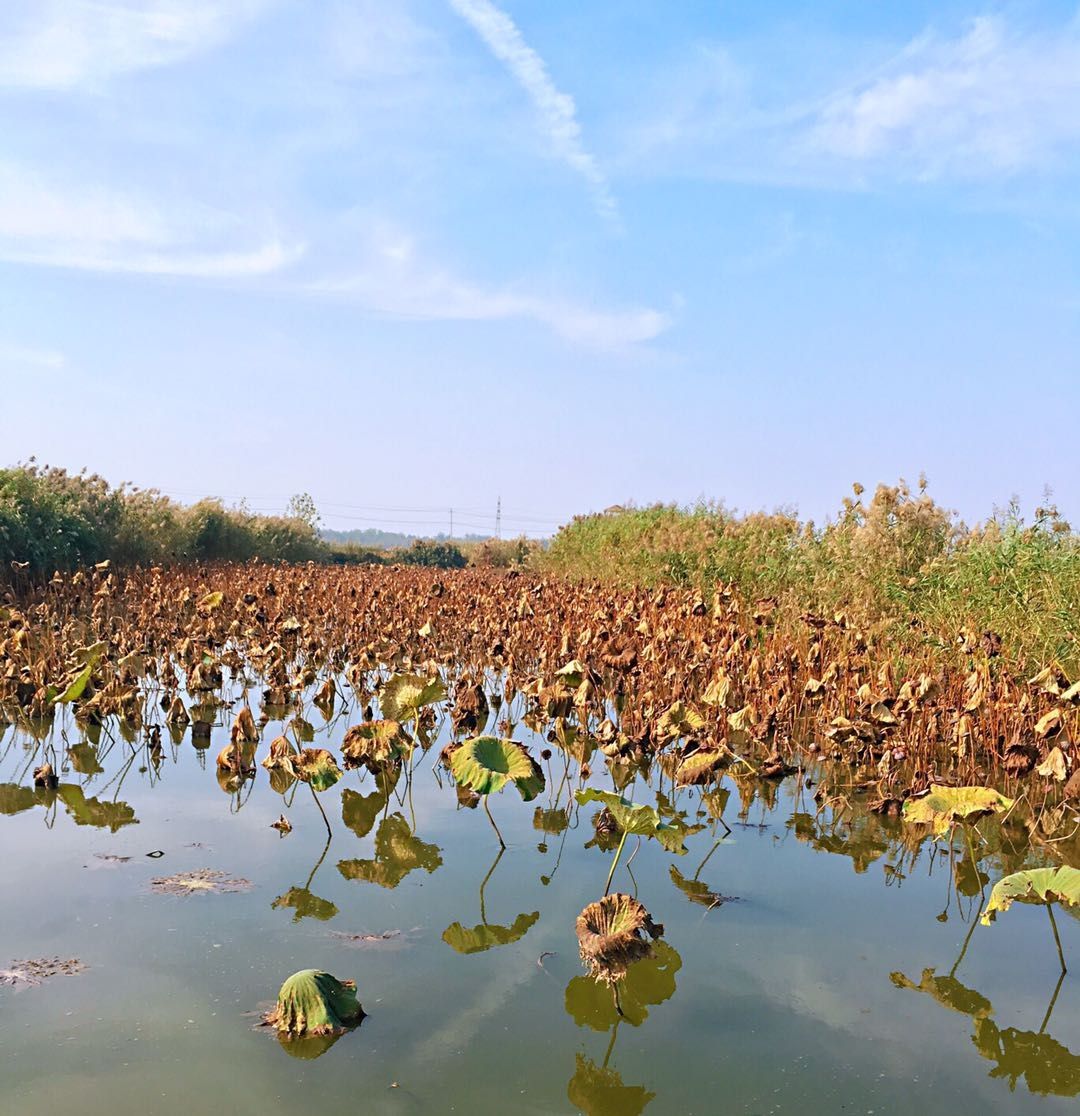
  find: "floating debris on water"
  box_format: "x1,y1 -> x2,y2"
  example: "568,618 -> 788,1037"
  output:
1,957 -> 87,988
150,869 -> 252,895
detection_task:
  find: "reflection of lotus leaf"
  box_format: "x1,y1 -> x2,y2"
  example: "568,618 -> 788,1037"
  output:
974,1017 -> 1080,1097
702,787 -> 730,821
533,806 -> 570,834
890,968 -> 993,1018
337,813 -> 442,889
567,1053 -> 655,1116
0,783 -> 38,815
788,811 -> 892,874
669,865 -> 727,909
264,969 -> 364,1037
902,786 -> 1013,838
566,941 -> 682,1030
66,743 -> 103,775
341,788 -> 388,840
441,911 -> 539,954
275,1030 -> 344,1059
268,766 -> 297,796
272,887 -> 339,923
56,784 -> 137,831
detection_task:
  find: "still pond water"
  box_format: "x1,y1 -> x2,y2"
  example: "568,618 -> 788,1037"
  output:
2,695 -> 1078,1115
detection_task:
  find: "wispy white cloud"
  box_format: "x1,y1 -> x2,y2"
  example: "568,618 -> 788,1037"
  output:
0,343 -> 66,371
0,0 -> 269,90
306,220 -> 668,349
448,0 -> 617,222
810,15 -> 1080,176
0,162 -> 301,279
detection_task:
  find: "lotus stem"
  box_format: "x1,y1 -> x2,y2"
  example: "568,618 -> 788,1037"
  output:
604,828 -> 630,897
694,839 -> 722,882
1047,902 -> 1067,974
949,912 -> 979,978
479,847 -> 504,924
962,824 -> 984,900
1039,969 -> 1066,1034
483,795 -> 505,849
309,780 -> 332,841
602,1018 -> 620,1068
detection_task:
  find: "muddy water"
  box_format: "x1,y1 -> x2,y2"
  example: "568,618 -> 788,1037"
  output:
1,700 -> 1078,1115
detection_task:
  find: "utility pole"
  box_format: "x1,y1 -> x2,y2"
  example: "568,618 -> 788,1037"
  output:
495,496 -> 502,540
449,507 -> 453,539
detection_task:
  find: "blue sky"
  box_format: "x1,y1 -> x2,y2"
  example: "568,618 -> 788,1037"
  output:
1,1 -> 1078,536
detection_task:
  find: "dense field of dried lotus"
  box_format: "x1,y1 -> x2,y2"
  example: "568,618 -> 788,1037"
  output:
2,560 -> 1079,854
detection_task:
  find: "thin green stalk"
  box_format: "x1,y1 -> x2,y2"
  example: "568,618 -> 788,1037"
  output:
1047,902 -> 1068,974
483,795 -> 505,848
604,828 -> 630,897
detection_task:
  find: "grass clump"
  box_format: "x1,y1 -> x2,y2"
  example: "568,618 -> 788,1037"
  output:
540,480 -> 1080,671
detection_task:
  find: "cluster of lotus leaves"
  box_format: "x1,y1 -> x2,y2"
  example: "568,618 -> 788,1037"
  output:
264,969 -> 364,1037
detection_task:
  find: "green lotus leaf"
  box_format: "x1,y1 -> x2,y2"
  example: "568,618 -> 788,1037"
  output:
574,789 -> 689,855
441,910 -> 539,954
272,887 -> 339,923
264,969 -> 363,1037
451,736 -> 544,801
567,1054 -> 655,1116
294,748 -> 342,792
902,785 -> 1014,838
337,813 -> 442,889
52,662 -> 93,705
981,866 -> 1080,925
379,673 -> 446,723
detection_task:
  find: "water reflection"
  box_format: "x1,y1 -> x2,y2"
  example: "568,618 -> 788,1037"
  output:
337,812 -> 442,888
273,837 -> 339,922
893,920 -> 1080,1096
565,942 -> 682,1031
563,942 -> 682,1114
567,1051 -> 655,1116
442,848 -> 539,954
